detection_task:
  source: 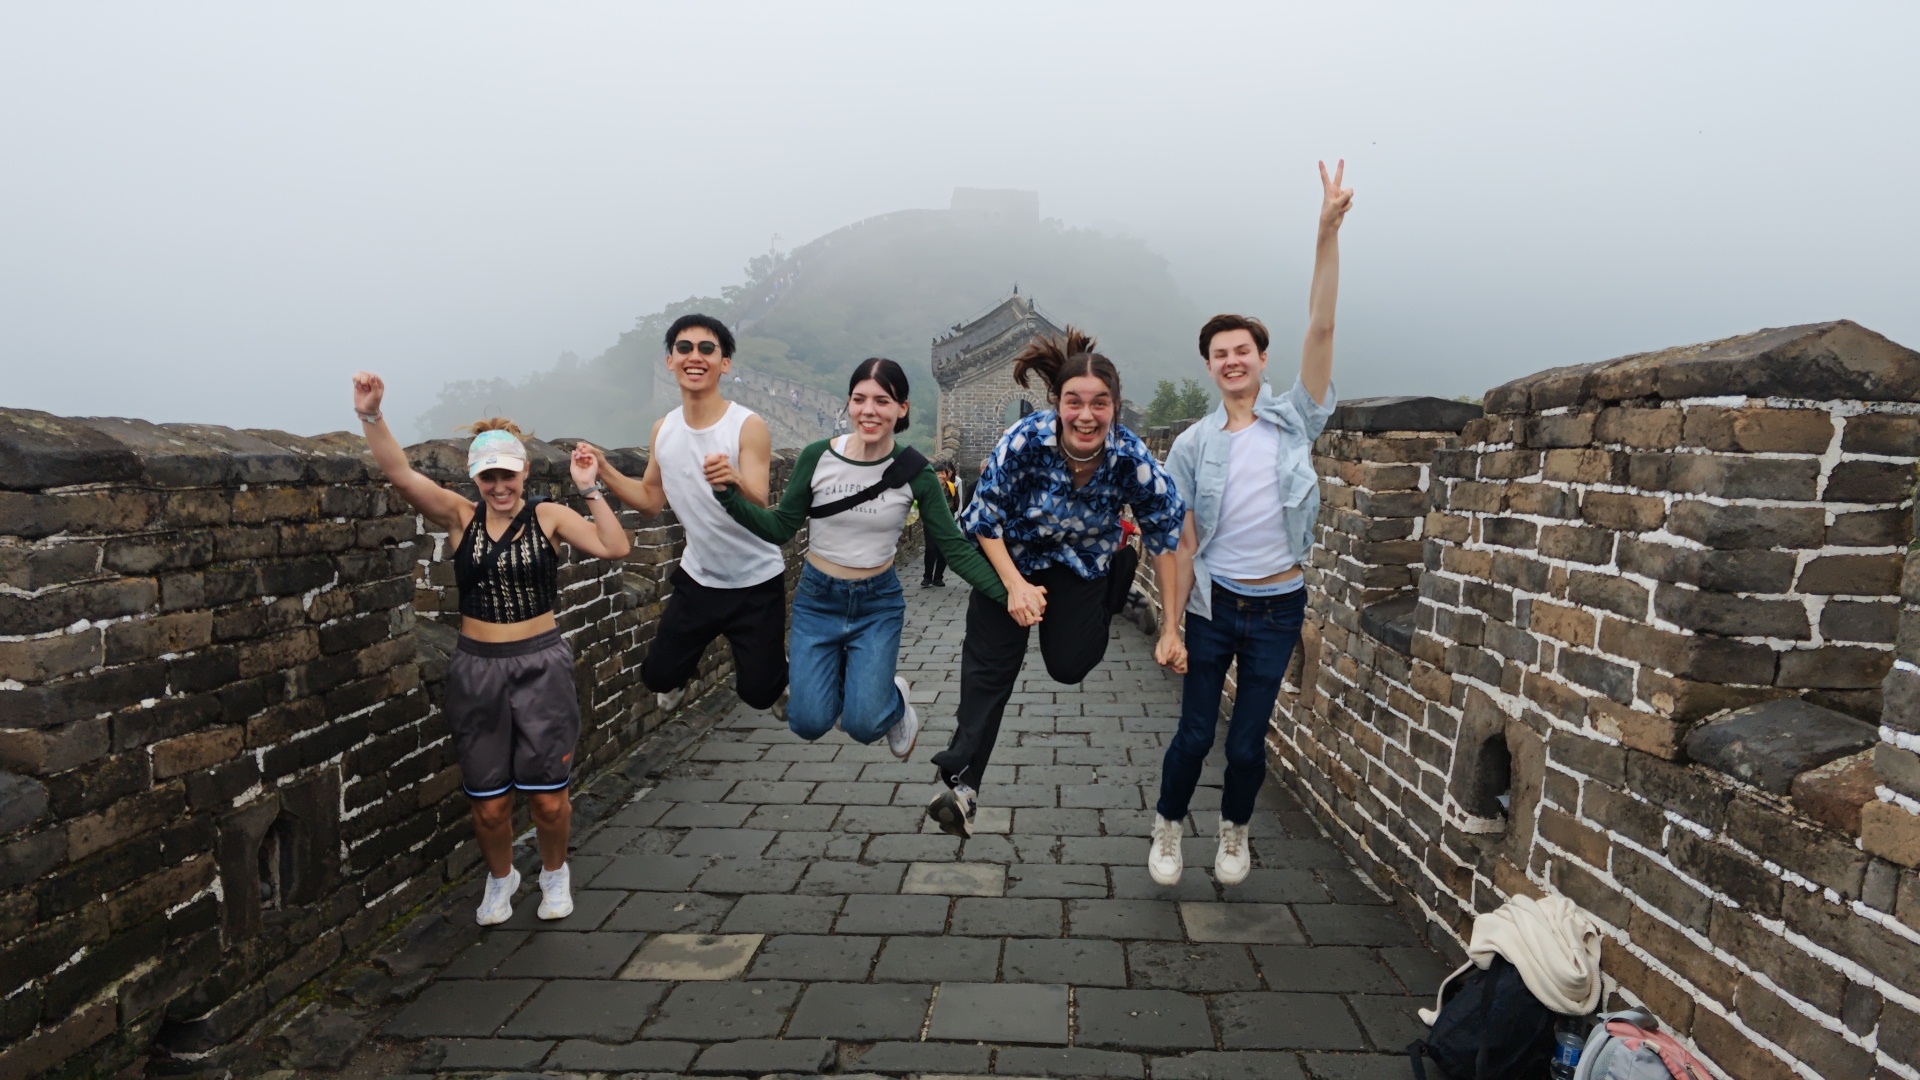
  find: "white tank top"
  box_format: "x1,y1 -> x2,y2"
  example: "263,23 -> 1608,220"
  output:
655,402 -> 785,588
1206,418 -> 1297,580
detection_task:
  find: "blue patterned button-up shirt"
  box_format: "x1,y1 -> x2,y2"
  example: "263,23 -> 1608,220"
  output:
960,410 -> 1185,580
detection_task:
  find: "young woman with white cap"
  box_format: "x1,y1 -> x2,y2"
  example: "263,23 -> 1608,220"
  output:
351,372 -> 631,925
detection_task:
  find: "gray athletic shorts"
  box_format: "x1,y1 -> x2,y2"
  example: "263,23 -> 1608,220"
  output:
446,629 -> 581,799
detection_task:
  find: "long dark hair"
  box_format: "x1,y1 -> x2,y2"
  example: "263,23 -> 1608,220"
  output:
1011,327 -> 1122,405
848,357 -> 911,433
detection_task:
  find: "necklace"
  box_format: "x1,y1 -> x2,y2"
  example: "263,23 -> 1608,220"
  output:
1062,443 -> 1103,464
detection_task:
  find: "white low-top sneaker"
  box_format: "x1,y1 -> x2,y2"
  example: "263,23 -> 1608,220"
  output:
537,862 -> 573,920
886,677 -> 920,760
1148,813 -> 1185,886
476,868 -> 520,926
1216,820 -> 1251,886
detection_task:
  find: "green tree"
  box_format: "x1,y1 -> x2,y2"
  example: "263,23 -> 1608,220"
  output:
1145,379 -> 1212,426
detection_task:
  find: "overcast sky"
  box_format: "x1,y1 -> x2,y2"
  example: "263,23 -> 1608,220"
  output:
3,2 -> 1916,439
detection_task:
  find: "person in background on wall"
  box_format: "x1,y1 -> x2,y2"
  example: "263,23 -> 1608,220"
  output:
582,315 -> 789,716
349,373 -> 632,925
922,461 -> 961,588
1149,160 -> 1352,887
926,330 -> 1188,837
714,358 -> 1007,757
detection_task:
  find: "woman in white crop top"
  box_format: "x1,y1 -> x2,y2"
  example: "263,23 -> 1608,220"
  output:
714,359 -> 1003,759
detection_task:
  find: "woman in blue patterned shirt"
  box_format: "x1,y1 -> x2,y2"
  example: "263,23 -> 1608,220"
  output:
926,329 -> 1188,837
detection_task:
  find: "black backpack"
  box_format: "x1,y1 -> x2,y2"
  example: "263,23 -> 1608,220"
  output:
1407,956 -> 1557,1080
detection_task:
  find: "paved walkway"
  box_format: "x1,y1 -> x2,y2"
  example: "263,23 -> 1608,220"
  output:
353,582 -> 1443,1079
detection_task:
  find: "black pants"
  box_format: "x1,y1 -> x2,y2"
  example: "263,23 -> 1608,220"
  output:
922,521 -> 947,583
642,567 -> 788,709
932,565 -> 1114,790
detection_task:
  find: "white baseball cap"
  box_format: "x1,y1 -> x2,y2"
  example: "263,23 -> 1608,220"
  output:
467,430 -> 529,477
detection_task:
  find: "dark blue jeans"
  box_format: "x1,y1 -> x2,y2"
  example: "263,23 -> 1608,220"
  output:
1156,583 -> 1307,825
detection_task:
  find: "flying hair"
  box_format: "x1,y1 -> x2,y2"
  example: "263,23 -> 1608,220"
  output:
461,417 -> 528,438
1010,326 -> 1122,404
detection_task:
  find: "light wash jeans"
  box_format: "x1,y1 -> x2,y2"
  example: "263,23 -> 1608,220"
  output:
786,563 -> 907,744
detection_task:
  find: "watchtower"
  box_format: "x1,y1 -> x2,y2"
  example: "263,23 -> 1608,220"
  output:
932,292 -> 1064,471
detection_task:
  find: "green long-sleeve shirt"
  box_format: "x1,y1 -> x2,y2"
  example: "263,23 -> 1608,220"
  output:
714,438 -> 1008,603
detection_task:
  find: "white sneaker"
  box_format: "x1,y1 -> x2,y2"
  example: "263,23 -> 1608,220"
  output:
886,677 -> 920,760
537,862 -> 573,920
1216,820 -> 1251,886
1148,814 -> 1185,886
655,688 -> 685,713
927,783 -> 976,839
476,868 -> 520,926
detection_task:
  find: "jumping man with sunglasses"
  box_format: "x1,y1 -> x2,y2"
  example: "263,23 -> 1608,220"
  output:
585,315 -> 790,713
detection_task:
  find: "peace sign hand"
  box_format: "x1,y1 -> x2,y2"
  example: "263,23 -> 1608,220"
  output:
1318,159 -> 1354,232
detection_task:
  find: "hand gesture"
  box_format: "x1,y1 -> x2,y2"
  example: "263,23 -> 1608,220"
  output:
569,445 -> 600,490
1006,579 -> 1048,628
351,371 -> 386,418
1154,630 -> 1188,674
1318,159 -> 1354,232
703,452 -> 740,491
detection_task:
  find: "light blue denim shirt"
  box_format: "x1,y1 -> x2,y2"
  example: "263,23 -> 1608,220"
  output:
1164,376 -> 1336,622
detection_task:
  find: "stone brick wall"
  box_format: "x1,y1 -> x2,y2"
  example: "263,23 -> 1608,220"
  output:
1131,322 -> 1920,1079
0,412 -> 803,1077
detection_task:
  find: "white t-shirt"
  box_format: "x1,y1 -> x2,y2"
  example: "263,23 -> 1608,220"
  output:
655,403 -> 785,588
1205,418 -> 1296,581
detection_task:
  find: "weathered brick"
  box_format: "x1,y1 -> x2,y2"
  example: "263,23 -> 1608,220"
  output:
1579,491 -> 1665,533
1667,502 -> 1825,550
1542,448 -> 1621,485
1653,585 -> 1809,639
0,629 -> 105,684
1841,413 -> 1920,455
1797,554 -> 1905,596
1861,800 -> 1920,867
0,577 -> 157,636
67,784 -> 185,860
1594,406 -> 1682,449
1530,602 -> 1595,647
1776,646 -> 1892,689
104,611 -> 214,666
1683,407 -> 1836,454
1818,599 -> 1900,643
1568,570 -> 1648,619
0,717 -> 110,775
1825,459 -> 1914,503
1734,976 -> 1876,1079
1599,938 -> 1694,1033
1668,831 -> 1781,917
1618,539 -> 1796,594
151,727 -> 244,779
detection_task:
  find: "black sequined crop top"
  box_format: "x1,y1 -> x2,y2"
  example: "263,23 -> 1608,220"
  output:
454,499 -> 559,623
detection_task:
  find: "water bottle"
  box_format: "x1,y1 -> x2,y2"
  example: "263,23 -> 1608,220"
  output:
1549,1017 -> 1586,1079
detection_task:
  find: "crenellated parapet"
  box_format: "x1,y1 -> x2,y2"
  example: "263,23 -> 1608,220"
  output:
0,412 -> 804,1076
1132,320 -> 1920,1079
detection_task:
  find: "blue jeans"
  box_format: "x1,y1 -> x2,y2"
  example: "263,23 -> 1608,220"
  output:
787,563 -> 907,744
1157,584 -> 1307,826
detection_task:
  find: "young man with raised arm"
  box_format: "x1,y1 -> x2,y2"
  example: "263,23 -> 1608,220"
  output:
586,315 -> 789,712
1149,161 -> 1354,887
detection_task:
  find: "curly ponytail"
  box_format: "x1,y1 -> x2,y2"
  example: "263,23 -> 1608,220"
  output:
1011,327 -> 1121,404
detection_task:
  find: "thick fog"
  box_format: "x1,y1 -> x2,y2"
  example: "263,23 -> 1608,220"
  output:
2,2 -> 1916,440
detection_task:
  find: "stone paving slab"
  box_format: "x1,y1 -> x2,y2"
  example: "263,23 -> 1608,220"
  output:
351,582 -> 1449,1075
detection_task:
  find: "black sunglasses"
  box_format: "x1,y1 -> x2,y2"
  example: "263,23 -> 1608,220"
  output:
673,339 -> 718,356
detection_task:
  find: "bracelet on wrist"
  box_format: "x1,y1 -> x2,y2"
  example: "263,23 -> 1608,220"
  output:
578,482 -> 607,500
357,411 -> 382,425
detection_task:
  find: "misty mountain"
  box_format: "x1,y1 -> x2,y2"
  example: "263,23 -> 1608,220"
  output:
419,192 -> 1204,447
